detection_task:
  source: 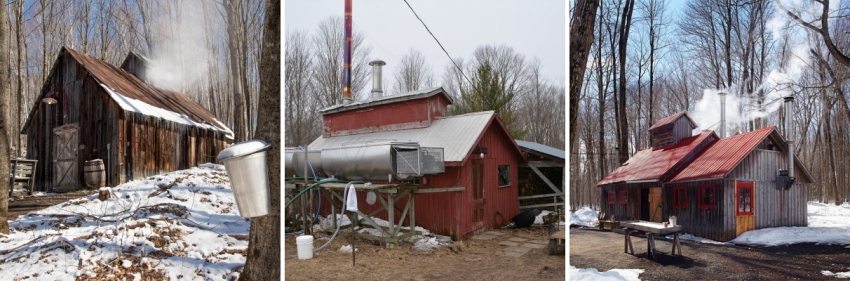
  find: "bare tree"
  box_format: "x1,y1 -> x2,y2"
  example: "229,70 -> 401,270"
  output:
240,0 -> 279,279
390,48 -> 435,94
569,0 -> 600,155
775,0 -> 850,67
0,2 -> 12,234
616,0 -> 635,164
312,16 -> 373,108
285,29 -> 321,147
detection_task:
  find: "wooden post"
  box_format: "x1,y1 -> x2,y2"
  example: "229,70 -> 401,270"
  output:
387,192 -> 395,248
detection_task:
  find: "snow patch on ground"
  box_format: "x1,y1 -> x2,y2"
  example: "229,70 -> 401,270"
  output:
823,270 -> 850,278
534,210 -> 552,225
570,265 -> 644,281
0,163 -> 247,280
570,207 -> 598,227
667,233 -> 727,245
730,202 -> 850,247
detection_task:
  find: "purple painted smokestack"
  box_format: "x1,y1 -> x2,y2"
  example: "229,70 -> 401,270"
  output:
343,0 -> 353,104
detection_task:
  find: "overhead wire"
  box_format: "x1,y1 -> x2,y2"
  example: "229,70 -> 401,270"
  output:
403,0 -> 472,86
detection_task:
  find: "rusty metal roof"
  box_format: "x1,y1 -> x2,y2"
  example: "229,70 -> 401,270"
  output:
597,131 -> 716,186
668,126 -> 818,183
23,47 -> 230,136
669,126 -> 774,182
649,111 -> 697,131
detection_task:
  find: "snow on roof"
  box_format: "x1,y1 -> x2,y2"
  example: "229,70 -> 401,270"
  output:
309,111 -> 495,162
101,83 -> 233,138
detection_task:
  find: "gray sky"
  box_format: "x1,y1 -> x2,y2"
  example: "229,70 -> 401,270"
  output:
285,0 -> 565,95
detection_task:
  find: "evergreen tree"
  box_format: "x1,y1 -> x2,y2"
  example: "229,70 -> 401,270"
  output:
454,62 -> 526,139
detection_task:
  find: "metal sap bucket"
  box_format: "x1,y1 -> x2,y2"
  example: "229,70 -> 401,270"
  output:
84,159 -> 106,189
217,140 -> 272,218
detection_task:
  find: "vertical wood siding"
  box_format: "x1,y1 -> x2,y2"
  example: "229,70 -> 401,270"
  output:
25,52 -> 228,191
317,119 -> 522,241
727,149 -> 808,230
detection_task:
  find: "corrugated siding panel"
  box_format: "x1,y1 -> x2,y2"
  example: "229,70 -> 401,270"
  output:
310,111 -> 495,162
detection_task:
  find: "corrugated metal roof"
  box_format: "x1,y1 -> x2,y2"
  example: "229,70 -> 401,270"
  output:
515,140 -> 565,160
320,87 -> 454,114
649,111 -> 697,131
669,126 -> 775,182
309,111 -> 494,162
597,131 -> 715,186
23,47 -> 231,136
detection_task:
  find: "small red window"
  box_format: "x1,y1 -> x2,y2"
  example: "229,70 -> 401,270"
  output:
607,190 -> 616,205
673,186 -> 687,209
619,190 -> 628,204
699,184 -> 716,209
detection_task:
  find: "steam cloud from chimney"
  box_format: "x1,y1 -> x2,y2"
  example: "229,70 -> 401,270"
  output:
690,0 -> 834,135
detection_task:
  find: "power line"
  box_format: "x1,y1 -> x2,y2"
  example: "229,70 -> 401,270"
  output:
403,0 -> 472,86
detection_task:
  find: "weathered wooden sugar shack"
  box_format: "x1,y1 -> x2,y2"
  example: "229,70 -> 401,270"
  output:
22,47 -> 232,192
597,99 -> 813,241
308,84 -> 527,240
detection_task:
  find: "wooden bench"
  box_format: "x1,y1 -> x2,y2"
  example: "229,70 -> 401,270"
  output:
9,159 -> 37,196
598,212 -> 619,231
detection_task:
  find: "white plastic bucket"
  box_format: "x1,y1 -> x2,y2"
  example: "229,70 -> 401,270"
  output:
296,235 -> 314,260
217,140 -> 272,218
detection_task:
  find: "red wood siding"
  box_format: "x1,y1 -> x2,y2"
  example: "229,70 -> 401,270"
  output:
322,95 -> 450,137
316,118 -> 522,240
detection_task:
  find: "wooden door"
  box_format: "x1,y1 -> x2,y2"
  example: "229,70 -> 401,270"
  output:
53,124 -> 79,192
649,187 -> 662,222
736,181 -> 755,236
472,159 -> 484,231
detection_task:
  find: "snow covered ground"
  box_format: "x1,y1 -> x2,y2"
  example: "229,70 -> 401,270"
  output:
0,163 -> 249,280
730,202 -> 850,247
570,265 -> 643,281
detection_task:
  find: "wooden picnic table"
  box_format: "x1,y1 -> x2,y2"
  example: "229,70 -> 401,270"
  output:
621,220 -> 683,261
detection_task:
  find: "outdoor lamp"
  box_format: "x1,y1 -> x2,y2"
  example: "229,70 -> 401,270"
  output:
42,97 -> 57,104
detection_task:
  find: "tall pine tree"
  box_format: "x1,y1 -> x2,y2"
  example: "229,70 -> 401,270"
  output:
454,62 -> 526,140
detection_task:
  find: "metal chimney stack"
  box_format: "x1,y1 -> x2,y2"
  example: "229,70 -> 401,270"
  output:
718,92 -> 727,138
342,0 -> 353,105
369,60 -> 386,99
784,96 -> 795,178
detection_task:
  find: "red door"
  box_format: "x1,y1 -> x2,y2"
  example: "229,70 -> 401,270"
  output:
472,160 -> 484,230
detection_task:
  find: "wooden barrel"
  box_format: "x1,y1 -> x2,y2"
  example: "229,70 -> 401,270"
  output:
84,159 -> 106,189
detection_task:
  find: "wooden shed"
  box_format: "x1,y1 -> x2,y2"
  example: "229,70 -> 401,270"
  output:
22,47 -> 232,192
597,111 -> 813,241
515,140 -> 565,211
309,87 -> 527,240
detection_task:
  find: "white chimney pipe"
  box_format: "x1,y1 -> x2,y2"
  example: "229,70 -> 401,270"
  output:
369,60 -> 386,99
784,96 -> 795,178
718,92 -> 727,138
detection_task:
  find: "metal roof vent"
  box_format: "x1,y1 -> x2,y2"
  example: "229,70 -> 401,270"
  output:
369,60 -> 386,99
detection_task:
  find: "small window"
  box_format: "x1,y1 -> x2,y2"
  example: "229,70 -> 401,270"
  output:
497,165 -> 510,187
619,189 -> 628,204
607,190 -> 616,205
673,186 -> 687,209
699,184 -> 716,209
737,182 -> 754,215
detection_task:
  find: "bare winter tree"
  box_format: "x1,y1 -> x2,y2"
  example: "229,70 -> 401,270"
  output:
775,0 -> 850,67
569,0 -> 600,156
239,0 -> 279,279
312,16 -> 373,108
615,0 -> 634,164
390,48 -> 435,94
285,29 -> 321,147
0,2 -> 11,234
